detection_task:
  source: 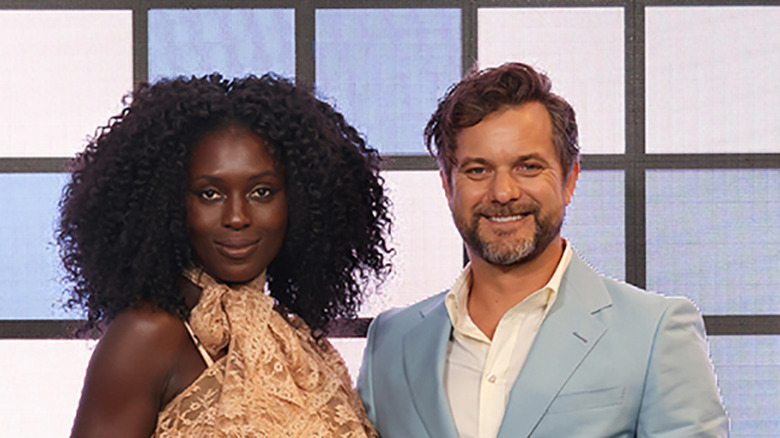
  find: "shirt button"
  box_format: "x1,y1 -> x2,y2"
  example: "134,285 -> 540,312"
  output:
487,374 -> 497,383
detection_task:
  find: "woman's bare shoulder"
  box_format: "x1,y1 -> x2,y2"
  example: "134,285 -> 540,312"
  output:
70,304 -> 188,438
108,303 -> 187,345
92,304 -> 190,376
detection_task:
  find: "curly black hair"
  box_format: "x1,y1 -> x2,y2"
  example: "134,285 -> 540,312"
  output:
58,73 -> 392,335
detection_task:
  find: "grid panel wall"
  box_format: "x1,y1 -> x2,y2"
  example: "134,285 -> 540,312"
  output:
646,169 -> 780,315
148,8 -> 296,80
0,174 -> 71,320
315,8 -> 461,155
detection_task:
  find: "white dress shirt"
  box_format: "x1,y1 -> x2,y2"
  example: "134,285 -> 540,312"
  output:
443,243 -> 573,438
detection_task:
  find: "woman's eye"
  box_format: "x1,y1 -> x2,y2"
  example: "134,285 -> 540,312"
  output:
249,187 -> 273,200
199,189 -> 222,201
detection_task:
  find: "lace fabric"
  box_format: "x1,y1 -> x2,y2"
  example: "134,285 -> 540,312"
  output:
153,269 -> 377,438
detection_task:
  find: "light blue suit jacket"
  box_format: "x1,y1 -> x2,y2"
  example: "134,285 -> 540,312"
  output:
358,254 -> 728,437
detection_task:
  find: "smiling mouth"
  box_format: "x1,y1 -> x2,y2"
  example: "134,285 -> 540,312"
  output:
215,240 -> 259,259
486,213 -> 529,223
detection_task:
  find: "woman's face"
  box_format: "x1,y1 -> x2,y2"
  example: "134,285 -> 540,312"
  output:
186,125 -> 287,284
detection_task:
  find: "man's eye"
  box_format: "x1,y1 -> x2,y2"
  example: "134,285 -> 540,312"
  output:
466,167 -> 486,175
199,189 -> 222,201
519,163 -> 543,173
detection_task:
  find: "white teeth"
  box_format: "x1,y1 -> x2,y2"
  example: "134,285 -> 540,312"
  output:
489,214 -> 526,223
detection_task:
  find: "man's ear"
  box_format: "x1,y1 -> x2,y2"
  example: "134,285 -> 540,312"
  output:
564,161 -> 580,206
440,169 -> 452,201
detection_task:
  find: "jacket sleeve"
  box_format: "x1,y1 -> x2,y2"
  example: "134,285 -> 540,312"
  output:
357,313 -> 380,428
637,297 -> 729,437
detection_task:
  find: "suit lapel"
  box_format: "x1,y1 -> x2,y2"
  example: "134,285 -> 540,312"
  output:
402,298 -> 459,438
497,255 -> 612,437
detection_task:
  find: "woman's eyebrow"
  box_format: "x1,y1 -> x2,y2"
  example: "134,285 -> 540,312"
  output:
191,170 -> 279,181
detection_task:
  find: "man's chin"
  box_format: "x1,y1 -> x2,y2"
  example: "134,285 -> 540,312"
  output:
473,239 -> 537,266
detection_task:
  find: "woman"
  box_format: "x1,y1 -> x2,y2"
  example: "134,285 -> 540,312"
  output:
59,74 -> 391,437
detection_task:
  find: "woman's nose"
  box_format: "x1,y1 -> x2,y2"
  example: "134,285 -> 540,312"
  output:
223,196 -> 250,229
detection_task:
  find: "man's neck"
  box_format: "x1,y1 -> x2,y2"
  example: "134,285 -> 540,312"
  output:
466,237 -> 565,339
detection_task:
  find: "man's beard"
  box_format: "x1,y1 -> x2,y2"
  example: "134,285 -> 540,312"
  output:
454,203 -> 563,267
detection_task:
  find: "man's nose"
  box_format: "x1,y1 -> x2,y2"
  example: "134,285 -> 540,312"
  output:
490,171 -> 522,204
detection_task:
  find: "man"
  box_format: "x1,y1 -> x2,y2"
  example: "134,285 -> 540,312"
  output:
357,62 -> 728,437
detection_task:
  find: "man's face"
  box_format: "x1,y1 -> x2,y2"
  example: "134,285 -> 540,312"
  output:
443,102 -> 578,267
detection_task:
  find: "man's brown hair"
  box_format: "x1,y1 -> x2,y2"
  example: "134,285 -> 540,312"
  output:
424,62 -> 579,183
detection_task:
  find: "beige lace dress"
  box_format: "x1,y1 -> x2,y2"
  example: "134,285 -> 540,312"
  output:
153,269 -> 377,438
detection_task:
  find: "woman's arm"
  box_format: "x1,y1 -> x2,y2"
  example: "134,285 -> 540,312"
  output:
70,305 -> 188,438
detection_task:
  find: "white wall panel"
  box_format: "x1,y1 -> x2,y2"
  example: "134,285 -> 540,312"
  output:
361,170 -> 463,316
646,7 -> 780,154
0,11 -> 132,157
0,339 -> 94,437
330,338 -> 368,386
478,7 -> 625,155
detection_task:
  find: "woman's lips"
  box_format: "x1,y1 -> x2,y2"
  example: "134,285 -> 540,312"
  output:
215,239 -> 259,259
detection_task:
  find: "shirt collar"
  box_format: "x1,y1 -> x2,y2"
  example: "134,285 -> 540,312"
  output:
445,240 -> 573,341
